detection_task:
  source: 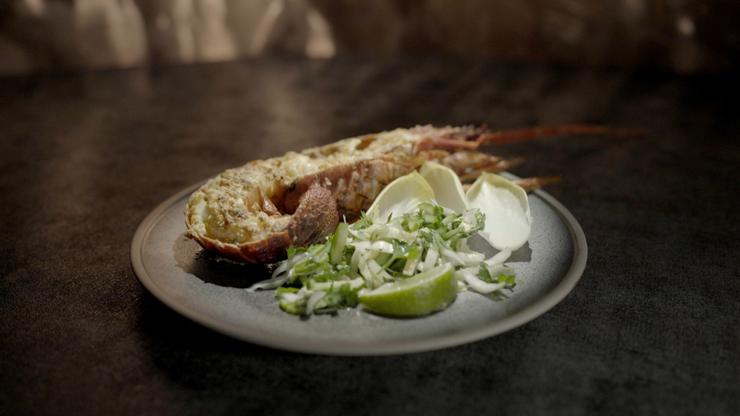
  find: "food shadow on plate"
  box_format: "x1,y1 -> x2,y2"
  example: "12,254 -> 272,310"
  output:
172,233 -> 271,288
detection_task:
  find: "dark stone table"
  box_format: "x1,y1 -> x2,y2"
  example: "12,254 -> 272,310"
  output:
1,58 -> 738,415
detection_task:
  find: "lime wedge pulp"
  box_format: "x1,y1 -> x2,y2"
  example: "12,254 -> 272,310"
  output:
358,264 -> 457,317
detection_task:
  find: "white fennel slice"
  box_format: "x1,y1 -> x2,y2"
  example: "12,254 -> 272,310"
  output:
366,171 -> 435,223
419,161 -> 469,214
466,173 -> 532,251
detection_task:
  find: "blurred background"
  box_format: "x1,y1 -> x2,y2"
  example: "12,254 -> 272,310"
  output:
1,0 -> 738,76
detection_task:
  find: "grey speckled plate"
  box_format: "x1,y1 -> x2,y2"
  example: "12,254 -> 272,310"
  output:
131,177 -> 587,355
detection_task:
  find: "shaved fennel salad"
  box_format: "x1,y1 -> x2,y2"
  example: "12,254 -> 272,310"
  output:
249,203 -> 514,315
248,163 -> 531,317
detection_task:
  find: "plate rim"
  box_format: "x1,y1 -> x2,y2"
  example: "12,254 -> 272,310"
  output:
131,178 -> 587,356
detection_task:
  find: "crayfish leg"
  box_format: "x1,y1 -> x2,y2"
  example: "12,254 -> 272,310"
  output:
286,182 -> 340,247
514,176 -> 561,192
431,150 -> 525,183
441,152 -> 524,182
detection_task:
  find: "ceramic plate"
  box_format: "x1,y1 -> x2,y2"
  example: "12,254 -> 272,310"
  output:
131,177 -> 586,355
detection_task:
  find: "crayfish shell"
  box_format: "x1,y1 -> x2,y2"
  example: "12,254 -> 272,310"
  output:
185,128 -> 426,264
185,159 -> 293,264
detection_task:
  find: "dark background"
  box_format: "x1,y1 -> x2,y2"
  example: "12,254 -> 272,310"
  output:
1,1 -> 740,415
2,0 -> 740,75
1,58 -> 738,415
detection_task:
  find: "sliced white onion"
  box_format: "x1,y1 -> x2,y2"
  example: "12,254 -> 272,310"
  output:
422,248 -> 438,271
271,261 -> 290,279
278,292 -> 300,303
369,241 -> 394,254
485,249 -> 512,267
350,247 -> 362,275
488,264 -> 514,277
246,275 -> 290,292
305,291 -> 326,315
463,272 -> 506,294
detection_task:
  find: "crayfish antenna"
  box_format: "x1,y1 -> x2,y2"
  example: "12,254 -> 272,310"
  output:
476,125 -> 646,146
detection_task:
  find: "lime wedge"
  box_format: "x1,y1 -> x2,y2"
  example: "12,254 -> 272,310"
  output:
358,264 -> 457,317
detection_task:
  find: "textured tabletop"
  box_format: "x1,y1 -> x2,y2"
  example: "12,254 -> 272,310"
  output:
1,58 -> 738,415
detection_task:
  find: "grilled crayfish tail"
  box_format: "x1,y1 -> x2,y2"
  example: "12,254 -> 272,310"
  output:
186,182 -> 339,264
189,228 -> 294,265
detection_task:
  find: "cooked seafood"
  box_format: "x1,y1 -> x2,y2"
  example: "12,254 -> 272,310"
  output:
186,125 -> 632,264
